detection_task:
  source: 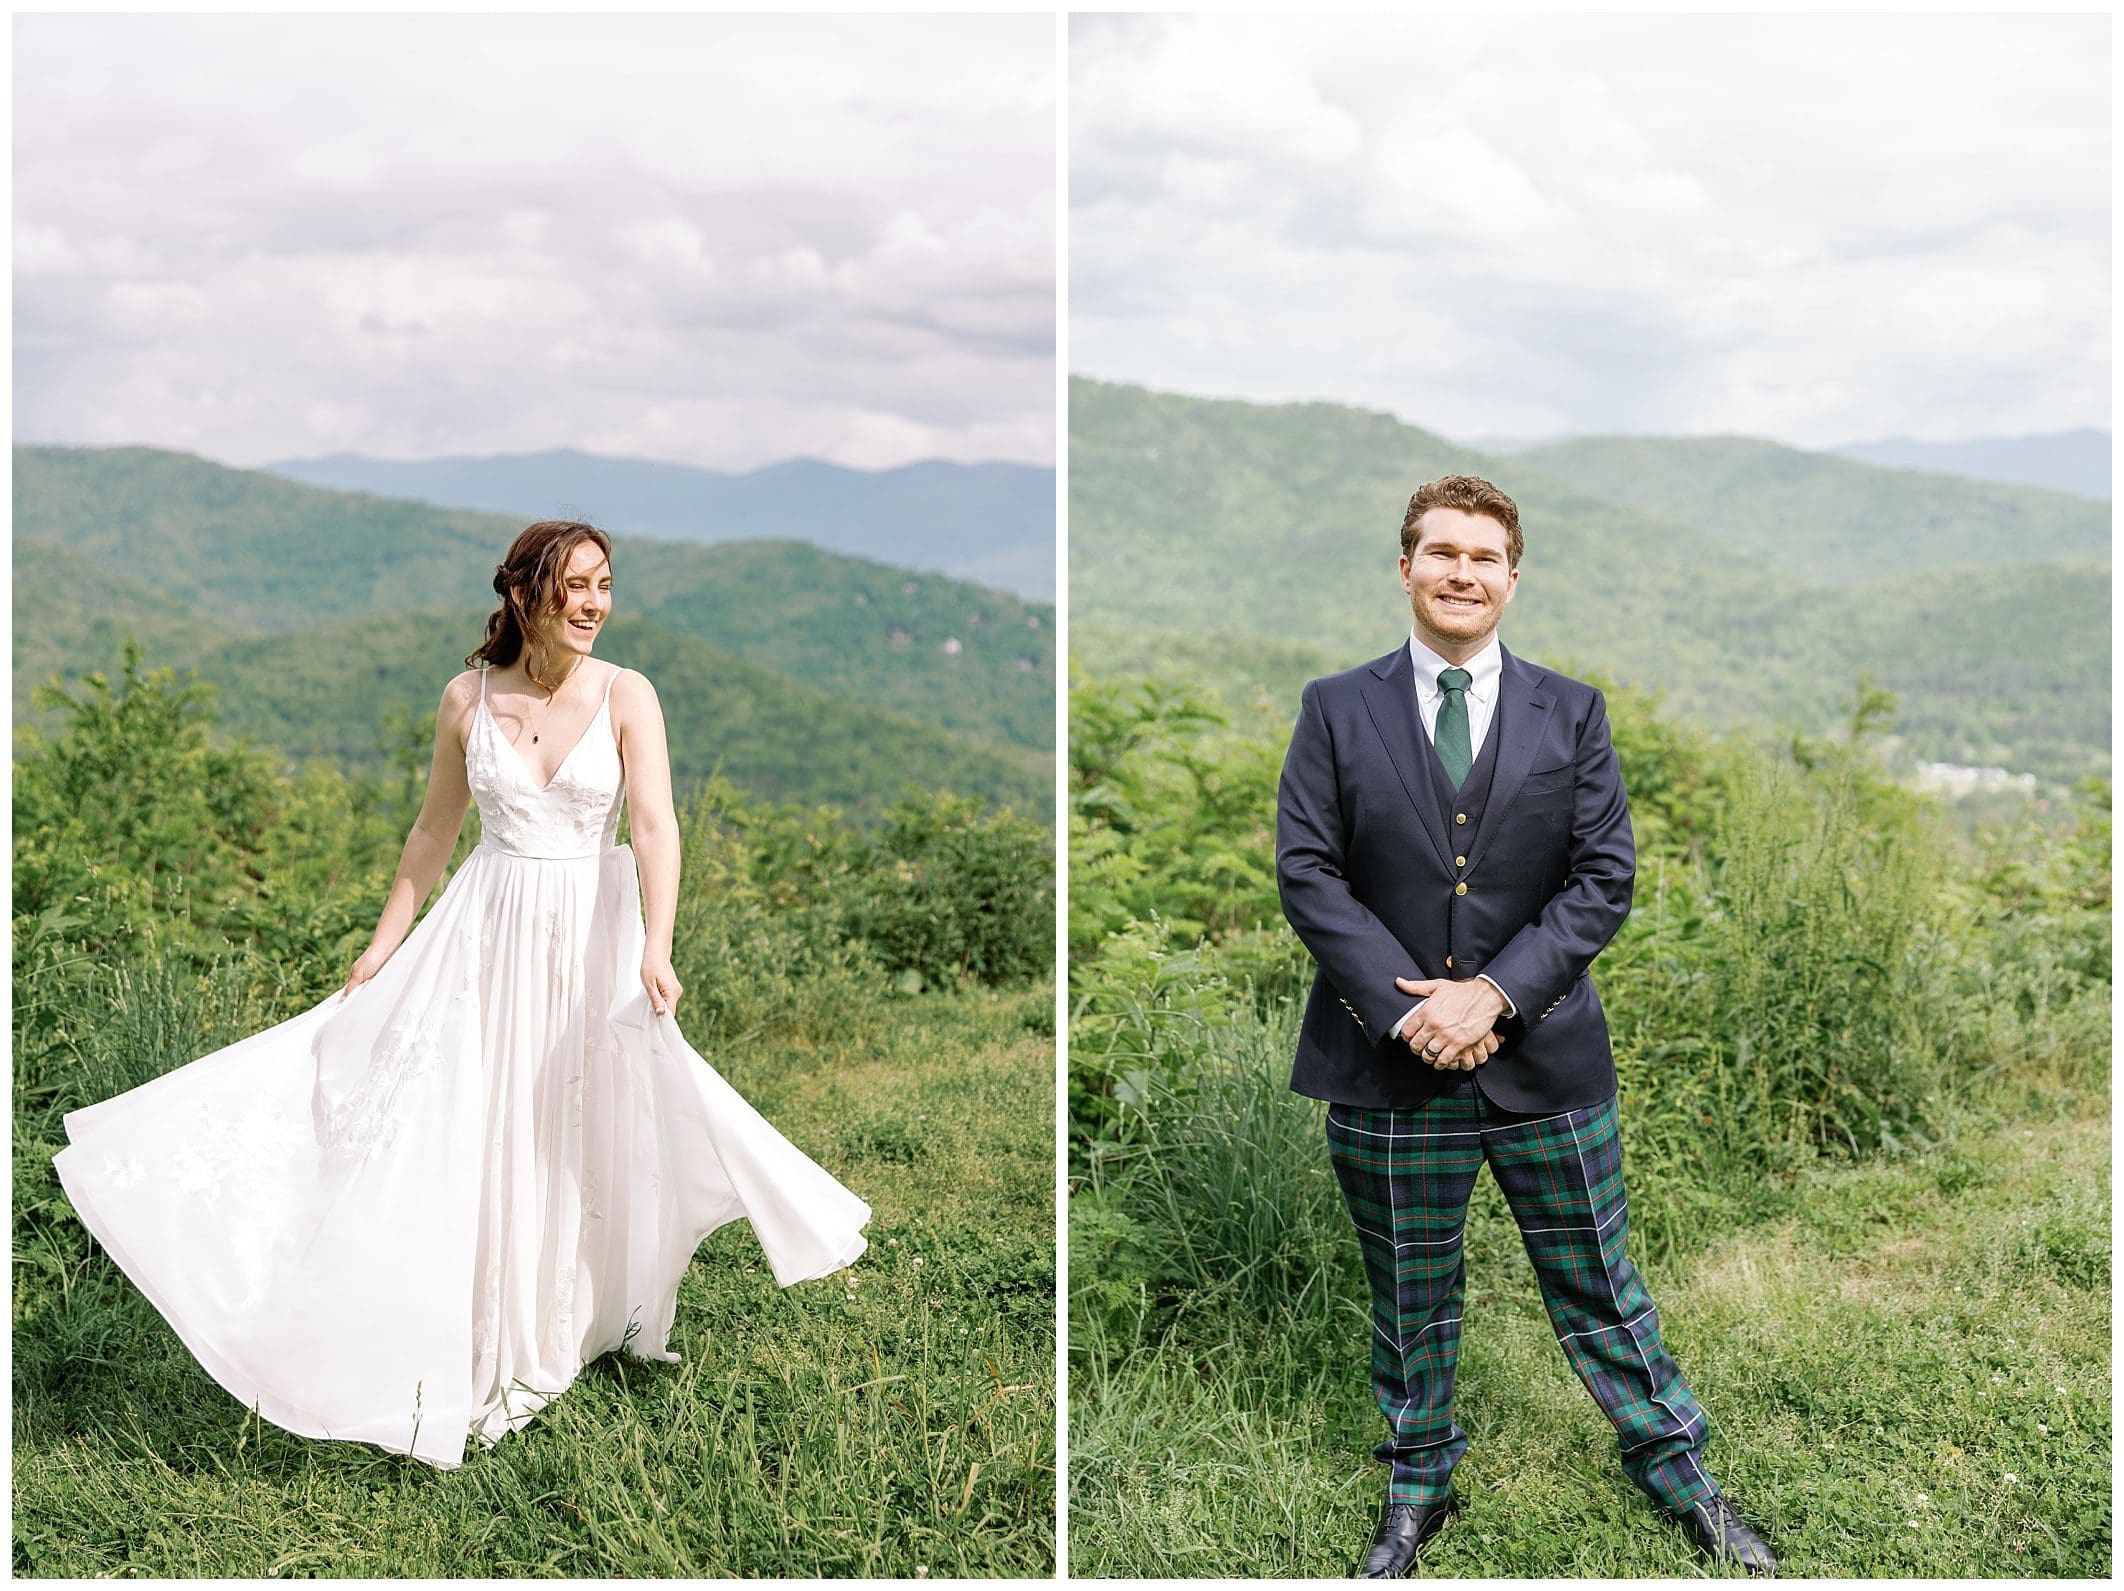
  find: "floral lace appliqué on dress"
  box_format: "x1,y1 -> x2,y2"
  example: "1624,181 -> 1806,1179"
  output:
319,1023 -> 448,1162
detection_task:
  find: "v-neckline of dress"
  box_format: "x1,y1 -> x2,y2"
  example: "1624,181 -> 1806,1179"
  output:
481,669 -> 612,794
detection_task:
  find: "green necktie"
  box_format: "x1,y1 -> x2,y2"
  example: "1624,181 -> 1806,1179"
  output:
1435,667 -> 1473,787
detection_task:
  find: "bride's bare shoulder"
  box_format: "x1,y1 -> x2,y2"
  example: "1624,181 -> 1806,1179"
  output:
438,667 -> 486,732
608,665 -> 660,705
607,665 -> 663,734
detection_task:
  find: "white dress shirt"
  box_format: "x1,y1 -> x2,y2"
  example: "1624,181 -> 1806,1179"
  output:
1408,630 -> 1502,762
1391,630 -> 1519,1042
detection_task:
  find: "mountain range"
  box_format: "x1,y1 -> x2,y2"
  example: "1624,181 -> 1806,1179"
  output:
1070,378 -> 2108,786
1831,430 -> 2108,502
15,445 -> 1054,820
1480,428 -> 2108,502
267,449 -> 1056,600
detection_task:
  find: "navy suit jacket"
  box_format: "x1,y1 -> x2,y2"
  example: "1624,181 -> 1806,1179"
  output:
1275,640 -> 1633,1113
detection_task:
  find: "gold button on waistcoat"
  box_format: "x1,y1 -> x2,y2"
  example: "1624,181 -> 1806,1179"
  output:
1454,882 -> 1468,896
1455,855 -> 1466,867
1455,813 -> 1467,825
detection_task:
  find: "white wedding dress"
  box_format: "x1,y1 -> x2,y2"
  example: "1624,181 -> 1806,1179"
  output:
53,661 -> 870,1468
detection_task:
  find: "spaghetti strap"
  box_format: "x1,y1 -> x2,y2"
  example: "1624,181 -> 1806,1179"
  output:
478,665 -> 488,707
600,665 -> 621,710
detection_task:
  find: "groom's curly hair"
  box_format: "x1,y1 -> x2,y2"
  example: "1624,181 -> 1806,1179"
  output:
1400,476 -> 1524,568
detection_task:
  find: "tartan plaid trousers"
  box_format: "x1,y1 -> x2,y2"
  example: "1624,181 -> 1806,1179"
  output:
1325,1080 -> 1719,1513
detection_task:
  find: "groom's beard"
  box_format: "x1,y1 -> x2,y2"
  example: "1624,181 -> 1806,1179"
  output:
1413,592 -> 1501,648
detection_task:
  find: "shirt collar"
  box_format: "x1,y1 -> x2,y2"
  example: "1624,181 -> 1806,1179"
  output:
1407,631 -> 1502,701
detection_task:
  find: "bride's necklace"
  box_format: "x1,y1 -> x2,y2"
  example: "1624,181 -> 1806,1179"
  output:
522,650 -> 585,744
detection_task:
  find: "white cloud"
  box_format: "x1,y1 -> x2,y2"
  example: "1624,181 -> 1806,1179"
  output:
15,13 -> 1055,470
1070,13 -> 2108,446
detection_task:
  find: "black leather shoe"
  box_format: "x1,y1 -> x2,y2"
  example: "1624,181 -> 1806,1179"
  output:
1354,1494 -> 1460,1578
1666,1494 -> 1777,1576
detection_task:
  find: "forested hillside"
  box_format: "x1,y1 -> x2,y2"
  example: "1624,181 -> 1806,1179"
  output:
178,609 -> 1048,819
15,445 -> 1054,818
1512,433 -> 2109,580
1069,379 -> 2107,783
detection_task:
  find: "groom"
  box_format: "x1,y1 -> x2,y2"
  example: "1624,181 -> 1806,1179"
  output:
1274,476 -> 1776,1577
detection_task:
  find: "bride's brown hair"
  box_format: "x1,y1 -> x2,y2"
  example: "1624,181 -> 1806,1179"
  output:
467,520 -> 615,673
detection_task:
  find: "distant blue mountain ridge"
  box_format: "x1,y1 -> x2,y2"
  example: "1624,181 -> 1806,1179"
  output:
266,448 -> 1056,600
1472,428 -> 2109,503
1829,429 -> 2109,502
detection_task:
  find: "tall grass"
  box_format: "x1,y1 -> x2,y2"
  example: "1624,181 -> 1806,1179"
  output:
13,657 -> 1057,1576
16,976 -> 1057,1577
1068,670 -> 2110,1576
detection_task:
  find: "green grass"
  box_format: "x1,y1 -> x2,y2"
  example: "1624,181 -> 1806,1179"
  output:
1069,1096 -> 2109,1577
14,981 -> 1057,1577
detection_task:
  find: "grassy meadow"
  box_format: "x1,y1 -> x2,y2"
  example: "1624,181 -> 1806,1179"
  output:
1066,669 -> 2111,1578
13,653 -> 1057,1577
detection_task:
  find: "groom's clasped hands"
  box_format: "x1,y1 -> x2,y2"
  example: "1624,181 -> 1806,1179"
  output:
1396,974 -> 1507,1071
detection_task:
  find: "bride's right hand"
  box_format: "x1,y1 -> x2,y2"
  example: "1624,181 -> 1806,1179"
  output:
342,945 -> 391,998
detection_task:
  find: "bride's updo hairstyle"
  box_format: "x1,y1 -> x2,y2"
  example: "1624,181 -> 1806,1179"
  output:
467,520 -> 615,671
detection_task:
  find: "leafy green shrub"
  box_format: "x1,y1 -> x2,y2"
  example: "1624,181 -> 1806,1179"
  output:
1068,917 -> 1248,1176
13,647 -> 402,1051
660,777 -> 882,1047
13,646 -> 379,976
1069,672 -> 1280,955
661,777 -> 1051,1048
848,790 -> 1053,987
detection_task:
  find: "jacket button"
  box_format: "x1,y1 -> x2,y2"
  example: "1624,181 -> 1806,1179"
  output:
1455,855 -> 1466,867
1454,882 -> 1467,896
1455,813 -> 1467,824
1444,955 -> 1453,968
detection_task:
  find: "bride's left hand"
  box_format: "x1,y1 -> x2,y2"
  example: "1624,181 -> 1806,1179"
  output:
641,953 -> 683,1017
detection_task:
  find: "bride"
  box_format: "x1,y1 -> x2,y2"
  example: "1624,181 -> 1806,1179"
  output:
53,520 -> 870,1469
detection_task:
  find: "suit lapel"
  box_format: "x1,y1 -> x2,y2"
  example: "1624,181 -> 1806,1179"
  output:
1465,645 -> 1552,872
1358,644 -> 1453,871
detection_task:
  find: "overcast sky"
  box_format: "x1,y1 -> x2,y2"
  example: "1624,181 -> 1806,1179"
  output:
16,14 -> 1054,471
1071,14 -> 2109,449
